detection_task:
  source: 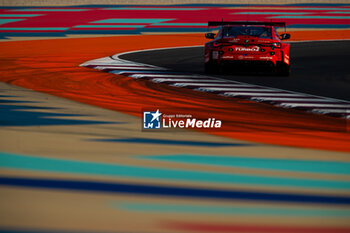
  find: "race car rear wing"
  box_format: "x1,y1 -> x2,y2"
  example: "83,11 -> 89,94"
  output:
208,21 -> 286,27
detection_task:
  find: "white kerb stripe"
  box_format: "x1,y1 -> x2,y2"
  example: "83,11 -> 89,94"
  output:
173,83 -> 254,87
95,66 -> 162,70
197,87 -> 280,92
279,103 -> 350,108
152,78 -> 226,83
251,97 -> 338,102
130,74 -> 207,78
94,63 -> 152,67
223,92 -> 303,97
312,109 -> 350,114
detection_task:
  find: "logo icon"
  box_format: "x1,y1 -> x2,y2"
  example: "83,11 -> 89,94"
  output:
143,109 -> 162,129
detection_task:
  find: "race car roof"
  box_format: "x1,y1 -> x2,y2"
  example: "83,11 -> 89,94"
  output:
208,21 -> 286,27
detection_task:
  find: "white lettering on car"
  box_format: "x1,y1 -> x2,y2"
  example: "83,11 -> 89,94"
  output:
260,56 -> 273,60
235,46 -> 259,52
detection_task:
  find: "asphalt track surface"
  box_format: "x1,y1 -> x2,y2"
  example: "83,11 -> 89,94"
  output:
121,41 -> 350,101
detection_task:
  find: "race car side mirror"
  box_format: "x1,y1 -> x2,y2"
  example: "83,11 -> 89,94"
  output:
205,33 -> 216,39
280,33 -> 291,40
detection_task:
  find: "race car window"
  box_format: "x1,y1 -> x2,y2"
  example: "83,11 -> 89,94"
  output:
223,26 -> 272,38
274,27 -> 281,39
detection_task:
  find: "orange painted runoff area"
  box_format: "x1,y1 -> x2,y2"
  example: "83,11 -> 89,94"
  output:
0,31 -> 349,152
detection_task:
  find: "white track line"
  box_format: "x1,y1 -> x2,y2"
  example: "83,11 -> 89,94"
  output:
279,103 -> 350,108
172,83 -> 254,87
151,78 -> 224,83
223,92 -> 304,97
111,71 -> 169,75
95,66 -> 164,70
251,97 -> 338,102
312,109 -> 349,114
197,87 -> 282,92
130,74 -> 207,78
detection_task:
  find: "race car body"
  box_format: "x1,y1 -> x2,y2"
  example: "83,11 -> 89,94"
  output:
204,21 -> 291,76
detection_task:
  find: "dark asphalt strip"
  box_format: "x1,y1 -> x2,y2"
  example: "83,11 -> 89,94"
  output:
120,41 -> 350,101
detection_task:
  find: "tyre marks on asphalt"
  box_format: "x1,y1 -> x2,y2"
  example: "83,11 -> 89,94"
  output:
81,53 -> 350,119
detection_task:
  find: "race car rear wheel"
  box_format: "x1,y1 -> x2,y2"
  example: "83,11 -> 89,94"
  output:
205,61 -> 219,74
276,62 -> 290,76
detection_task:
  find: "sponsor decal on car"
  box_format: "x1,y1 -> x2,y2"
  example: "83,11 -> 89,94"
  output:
260,56 -> 273,60
238,55 -> 254,60
212,51 -> 219,59
229,38 -> 240,43
235,46 -> 259,52
257,40 -> 271,43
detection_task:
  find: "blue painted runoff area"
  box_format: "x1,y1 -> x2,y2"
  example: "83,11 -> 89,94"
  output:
0,19 -> 24,25
137,154 -> 350,175
0,152 -> 350,191
0,175 -> 350,205
93,138 -> 248,147
0,99 -> 114,126
0,14 -> 42,17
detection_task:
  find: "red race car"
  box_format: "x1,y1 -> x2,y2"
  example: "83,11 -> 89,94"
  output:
204,21 -> 291,76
